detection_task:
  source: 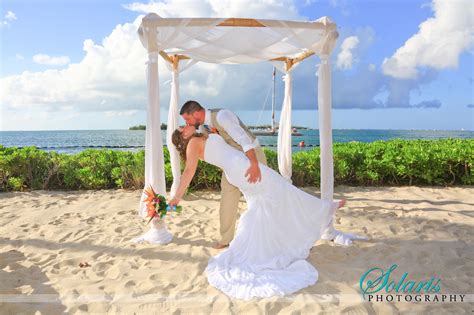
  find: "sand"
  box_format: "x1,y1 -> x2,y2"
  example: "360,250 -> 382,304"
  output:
0,186 -> 473,314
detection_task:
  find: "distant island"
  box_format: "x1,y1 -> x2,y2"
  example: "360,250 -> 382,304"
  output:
248,125 -> 311,130
129,124 -> 167,130
130,124 -> 311,130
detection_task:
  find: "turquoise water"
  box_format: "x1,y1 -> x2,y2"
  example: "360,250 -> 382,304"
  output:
0,129 -> 472,154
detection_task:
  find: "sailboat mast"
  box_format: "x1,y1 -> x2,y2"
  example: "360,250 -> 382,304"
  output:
271,67 -> 276,132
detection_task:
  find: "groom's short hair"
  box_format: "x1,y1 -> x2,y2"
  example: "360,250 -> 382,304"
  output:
180,100 -> 204,115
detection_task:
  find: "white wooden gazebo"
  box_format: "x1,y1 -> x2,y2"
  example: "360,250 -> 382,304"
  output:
133,13 -> 349,245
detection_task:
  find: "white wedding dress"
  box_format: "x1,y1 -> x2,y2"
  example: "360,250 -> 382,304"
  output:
203,134 -> 341,300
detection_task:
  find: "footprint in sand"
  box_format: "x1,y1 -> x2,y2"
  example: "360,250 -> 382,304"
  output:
341,303 -> 376,314
58,232 -> 73,242
389,225 -> 399,235
45,202 -> 58,209
85,217 -> 97,224
180,231 -> 192,238
48,217 -> 63,225
177,219 -> 193,226
94,261 -> 114,277
104,265 -> 120,280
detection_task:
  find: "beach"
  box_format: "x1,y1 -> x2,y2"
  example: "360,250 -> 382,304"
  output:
1,186 -> 473,314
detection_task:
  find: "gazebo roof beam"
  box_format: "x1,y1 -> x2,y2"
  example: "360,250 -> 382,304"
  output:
142,17 -> 336,31
271,50 -> 315,71
218,18 -> 266,27
159,52 -> 190,70
159,51 -> 173,64
159,50 -> 315,67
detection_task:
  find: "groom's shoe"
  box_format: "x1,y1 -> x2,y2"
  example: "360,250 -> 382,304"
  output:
212,242 -> 229,249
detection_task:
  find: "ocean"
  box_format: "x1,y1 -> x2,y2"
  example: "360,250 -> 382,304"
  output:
0,129 -> 472,154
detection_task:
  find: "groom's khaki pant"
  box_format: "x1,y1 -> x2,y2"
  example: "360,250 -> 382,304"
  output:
219,146 -> 267,245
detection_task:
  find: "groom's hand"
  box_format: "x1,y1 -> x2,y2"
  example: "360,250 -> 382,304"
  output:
245,163 -> 261,183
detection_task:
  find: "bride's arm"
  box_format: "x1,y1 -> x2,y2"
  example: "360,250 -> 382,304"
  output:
168,139 -> 200,206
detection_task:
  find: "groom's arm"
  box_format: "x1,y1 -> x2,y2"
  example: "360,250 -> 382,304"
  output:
216,110 -> 256,152
216,110 -> 261,183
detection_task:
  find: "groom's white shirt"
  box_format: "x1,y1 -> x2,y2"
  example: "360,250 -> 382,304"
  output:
202,108 -> 258,153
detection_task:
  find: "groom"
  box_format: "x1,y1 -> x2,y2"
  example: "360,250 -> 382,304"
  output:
180,100 -> 267,249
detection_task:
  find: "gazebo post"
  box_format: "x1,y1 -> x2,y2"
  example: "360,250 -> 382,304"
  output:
317,54 -> 335,228
138,24 -> 167,220
132,47 -> 173,244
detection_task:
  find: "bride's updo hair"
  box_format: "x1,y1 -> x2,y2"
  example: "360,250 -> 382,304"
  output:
171,128 -> 207,162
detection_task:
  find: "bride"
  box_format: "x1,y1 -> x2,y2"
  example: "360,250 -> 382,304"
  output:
169,125 -> 346,300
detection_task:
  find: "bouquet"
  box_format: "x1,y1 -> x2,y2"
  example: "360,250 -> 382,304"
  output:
143,186 -> 182,225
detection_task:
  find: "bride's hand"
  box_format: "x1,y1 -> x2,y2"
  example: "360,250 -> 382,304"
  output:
168,196 -> 181,207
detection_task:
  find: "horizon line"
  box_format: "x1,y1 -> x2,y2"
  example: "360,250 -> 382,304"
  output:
1,128 -> 472,132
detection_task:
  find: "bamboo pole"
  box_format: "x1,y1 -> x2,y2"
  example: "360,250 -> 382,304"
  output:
217,18 -> 266,27
142,16 -> 335,30
169,55 -> 179,70
159,51 -> 172,64
292,51 -> 315,65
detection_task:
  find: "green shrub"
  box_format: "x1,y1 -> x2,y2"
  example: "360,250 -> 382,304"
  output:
0,138 -> 472,192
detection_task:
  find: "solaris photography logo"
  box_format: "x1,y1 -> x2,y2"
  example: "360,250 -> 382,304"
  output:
359,264 -> 466,303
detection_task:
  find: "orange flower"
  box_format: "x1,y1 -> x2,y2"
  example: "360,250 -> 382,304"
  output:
143,186 -> 155,203
147,208 -> 156,218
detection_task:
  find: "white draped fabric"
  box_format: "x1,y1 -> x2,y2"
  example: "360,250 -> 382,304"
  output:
135,52 -> 173,245
139,53 -> 166,218
138,14 -> 337,63
163,59 -> 197,197
271,63 -> 294,181
316,51 -> 367,245
167,68 -> 181,197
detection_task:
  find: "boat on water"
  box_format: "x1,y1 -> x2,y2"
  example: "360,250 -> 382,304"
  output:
251,128 -> 303,136
251,67 -> 303,137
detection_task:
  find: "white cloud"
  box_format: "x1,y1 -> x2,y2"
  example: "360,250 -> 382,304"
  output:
329,0 -> 351,16
5,11 -> 17,21
328,65 -> 442,110
122,0 -> 301,19
15,54 -> 24,60
0,16 -> 148,112
104,110 -> 138,117
33,54 -> 71,66
123,1 -> 213,17
382,0 -> 474,79
0,10 -> 17,28
302,0 -> 317,7
336,36 -> 359,70
0,0 -> 306,116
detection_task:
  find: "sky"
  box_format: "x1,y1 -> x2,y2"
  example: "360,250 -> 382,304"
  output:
0,0 -> 473,131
